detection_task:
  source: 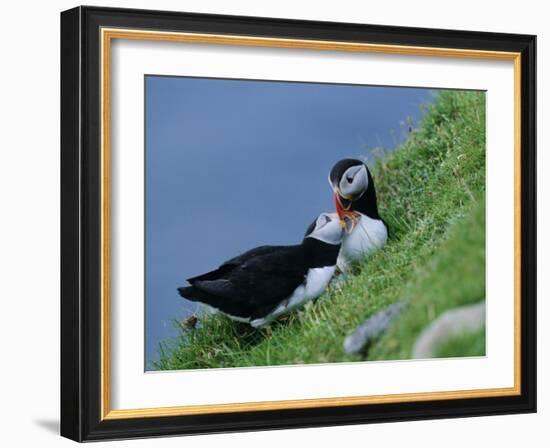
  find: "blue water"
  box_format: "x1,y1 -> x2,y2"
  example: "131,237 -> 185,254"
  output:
145,76 -> 434,368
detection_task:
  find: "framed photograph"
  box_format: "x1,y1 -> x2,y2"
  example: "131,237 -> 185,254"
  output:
60,6 -> 536,442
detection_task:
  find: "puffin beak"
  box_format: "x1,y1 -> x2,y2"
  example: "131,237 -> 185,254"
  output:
334,193 -> 359,233
335,193 -> 347,223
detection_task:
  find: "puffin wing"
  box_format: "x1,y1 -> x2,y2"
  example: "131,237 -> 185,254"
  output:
191,246 -> 307,317
186,245 -> 277,283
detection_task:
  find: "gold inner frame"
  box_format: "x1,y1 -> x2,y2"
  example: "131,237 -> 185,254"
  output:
100,27 -> 522,420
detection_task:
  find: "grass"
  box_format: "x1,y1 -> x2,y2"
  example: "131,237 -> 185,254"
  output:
153,90 -> 486,371
434,328 -> 486,358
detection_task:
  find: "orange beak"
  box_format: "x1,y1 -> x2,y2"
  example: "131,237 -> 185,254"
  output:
335,193 -> 355,219
334,193 -> 359,232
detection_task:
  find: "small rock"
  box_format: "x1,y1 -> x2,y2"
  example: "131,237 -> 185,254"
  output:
411,301 -> 485,359
344,300 -> 407,355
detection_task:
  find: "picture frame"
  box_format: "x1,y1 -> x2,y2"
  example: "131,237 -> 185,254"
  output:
60,5 -> 536,442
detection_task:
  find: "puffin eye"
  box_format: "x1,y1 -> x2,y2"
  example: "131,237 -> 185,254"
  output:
316,215 -> 330,229
343,165 -> 362,184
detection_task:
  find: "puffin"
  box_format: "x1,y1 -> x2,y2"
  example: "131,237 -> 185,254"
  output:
328,158 -> 388,271
178,212 -> 343,328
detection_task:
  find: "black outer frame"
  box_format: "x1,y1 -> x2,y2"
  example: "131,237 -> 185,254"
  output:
60,5 -> 537,442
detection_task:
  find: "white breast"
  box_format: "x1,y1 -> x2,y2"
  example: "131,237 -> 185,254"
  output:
338,213 -> 388,271
250,266 -> 336,328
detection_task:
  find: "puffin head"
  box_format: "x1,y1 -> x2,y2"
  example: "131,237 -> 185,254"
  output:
329,158 -> 370,203
303,212 -> 344,246
328,159 -> 370,232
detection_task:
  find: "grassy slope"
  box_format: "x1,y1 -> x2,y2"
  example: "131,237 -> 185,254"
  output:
435,328 -> 486,359
154,90 -> 486,370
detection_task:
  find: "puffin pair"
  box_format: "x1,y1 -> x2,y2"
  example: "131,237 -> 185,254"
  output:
178,159 -> 387,328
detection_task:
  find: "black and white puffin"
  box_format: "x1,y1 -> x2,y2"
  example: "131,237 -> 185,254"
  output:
178,213 -> 343,328
329,158 -> 388,271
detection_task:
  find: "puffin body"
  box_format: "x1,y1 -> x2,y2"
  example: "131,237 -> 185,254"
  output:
329,159 -> 388,271
178,213 -> 343,328
337,212 -> 388,271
